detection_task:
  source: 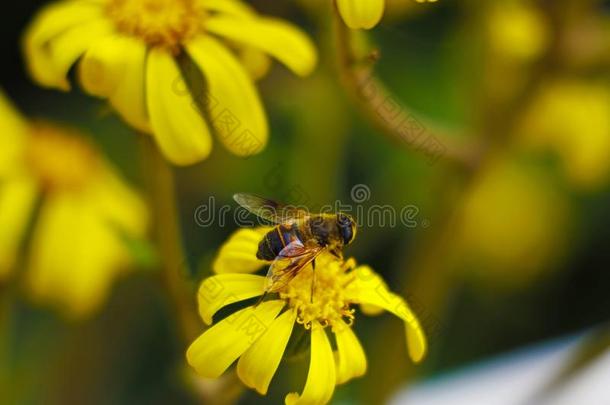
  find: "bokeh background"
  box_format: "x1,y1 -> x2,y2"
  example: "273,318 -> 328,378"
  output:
2,0 -> 610,404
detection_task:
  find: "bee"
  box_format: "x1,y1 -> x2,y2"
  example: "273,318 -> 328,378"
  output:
233,193 -> 357,294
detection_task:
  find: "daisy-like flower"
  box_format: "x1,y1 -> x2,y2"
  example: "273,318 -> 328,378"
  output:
0,91 -> 148,318
336,0 -> 438,30
187,227 -> 427,404
23,0 -> 317,166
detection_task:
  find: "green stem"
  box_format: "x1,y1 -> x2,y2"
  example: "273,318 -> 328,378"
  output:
0,282 -> 14,404
139,137 -> 243,405
139,136 -> 200,344
332,0 -> 482,170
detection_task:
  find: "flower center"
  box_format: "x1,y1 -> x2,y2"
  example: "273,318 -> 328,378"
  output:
106,0 -> 204,52
280,256 -> 356,330
25,123 -> 100,192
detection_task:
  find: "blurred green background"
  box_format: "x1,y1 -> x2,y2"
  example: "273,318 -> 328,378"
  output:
2,0 -> 610,404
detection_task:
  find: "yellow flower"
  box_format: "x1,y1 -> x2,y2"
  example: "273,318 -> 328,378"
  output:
187,227 -> 426,404
336,0 -> 437,30
455,160 -> 569,287
23,0 -> 317,166
0,91 -> 148,318
520,80 -> 610,189
487,2 -> 549,62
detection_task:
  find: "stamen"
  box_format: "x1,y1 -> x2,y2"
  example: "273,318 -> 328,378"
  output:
106,0 -> 205,53
280,254 -> 357,330
25,123 -> 100,191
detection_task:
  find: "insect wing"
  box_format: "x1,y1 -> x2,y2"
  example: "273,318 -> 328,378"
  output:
233,193 -> 309,224
265,240 -> 324,292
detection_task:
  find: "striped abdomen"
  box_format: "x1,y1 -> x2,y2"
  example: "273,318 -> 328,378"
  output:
257,224 -> 302,261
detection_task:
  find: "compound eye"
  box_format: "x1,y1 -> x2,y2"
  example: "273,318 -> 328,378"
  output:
337,214 -> 354,244
341,225 -> 354,245
337,214 -> 350,225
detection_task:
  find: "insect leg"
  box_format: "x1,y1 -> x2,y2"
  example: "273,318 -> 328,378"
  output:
255,290 -> 269,307
310,265 -> 316,303
330,248 -> 343,260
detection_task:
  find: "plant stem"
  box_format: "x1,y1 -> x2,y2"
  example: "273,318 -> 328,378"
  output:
139,137 -> 244,405
332,0 -> 482,169
139,136 -> 200,344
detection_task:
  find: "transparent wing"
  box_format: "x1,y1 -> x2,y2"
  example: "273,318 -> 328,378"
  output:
265,239 -> 324,293
233,193 -> 310,224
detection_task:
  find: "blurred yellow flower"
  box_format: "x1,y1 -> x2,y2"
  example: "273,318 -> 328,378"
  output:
0,92 -> 148,318
520,80 -> 610,189
336,0 -> 437,30
187,227 -> 426,405
487,1 -> 549,62
454,160 -> 569,287
23,0 -> 317,166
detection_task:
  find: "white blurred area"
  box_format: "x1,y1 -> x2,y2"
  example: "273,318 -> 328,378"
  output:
390,330 -> 610,405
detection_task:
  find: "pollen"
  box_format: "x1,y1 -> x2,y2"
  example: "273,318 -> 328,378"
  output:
280,255 -> 357,330
106,0 -> 204,52
25,123 -> 100,192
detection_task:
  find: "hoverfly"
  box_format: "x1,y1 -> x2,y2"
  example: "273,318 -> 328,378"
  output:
233,193 -> 357,295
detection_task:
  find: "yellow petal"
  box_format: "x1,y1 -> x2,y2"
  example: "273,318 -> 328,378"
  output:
285,323 -> 336,405
107,37 -> 150,133
26,191 -> 134,318
186,300 -> 284,378
334,321 -> 367,384
237,309 -> 296,394
0,92 -> 28,178
238,46 -> 272,80
187,36 -> 268,157
213,227 -> 271,274
359,302 -> 385,316
84,166 -> 148,236
356,269 -> 388,316
0,174 -> 37,278
336,0 -> 385,30
78,35 -> 130,98
22,0 -> 102,89
205,16 -> 317,77
47,19 -> 113,91
345,266 -> 427,363
197,273 -> 266,324
63,33 -> 148,129
146,48 -> 212,165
